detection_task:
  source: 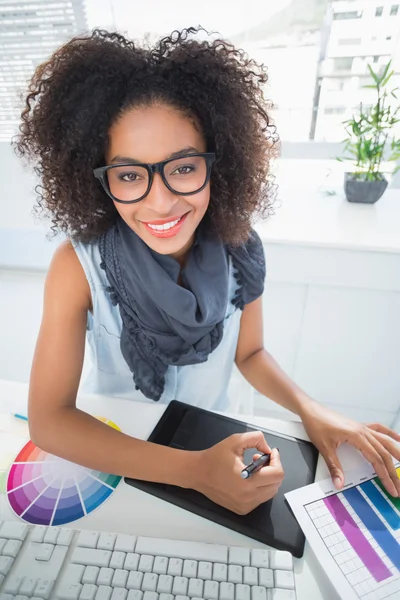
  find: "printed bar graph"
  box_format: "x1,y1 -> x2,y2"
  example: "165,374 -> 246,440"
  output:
374,467 -> 400,511
361,480 -> 400,531
323,494 -> 391,582
343,487 -> 400,571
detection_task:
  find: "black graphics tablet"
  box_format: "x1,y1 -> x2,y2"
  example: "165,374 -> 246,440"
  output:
125,400 -> 319,557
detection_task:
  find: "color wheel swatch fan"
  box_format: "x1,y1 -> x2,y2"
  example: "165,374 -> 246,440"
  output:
6,417 -> 122,526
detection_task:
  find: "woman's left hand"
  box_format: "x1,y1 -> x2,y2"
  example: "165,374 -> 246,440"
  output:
299,399 -> 400,497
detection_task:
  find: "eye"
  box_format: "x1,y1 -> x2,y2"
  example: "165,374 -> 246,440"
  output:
119,172 -> 141,182
171,165 -> 195,176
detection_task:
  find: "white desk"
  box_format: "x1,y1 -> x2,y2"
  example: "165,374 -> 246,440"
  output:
1,380 -> 374,600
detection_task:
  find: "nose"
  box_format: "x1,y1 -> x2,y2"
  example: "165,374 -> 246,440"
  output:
144,173 -> 179,215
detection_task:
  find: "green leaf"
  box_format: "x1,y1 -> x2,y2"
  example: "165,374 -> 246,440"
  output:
367,64 -> 379,85
379,61 -> 392,85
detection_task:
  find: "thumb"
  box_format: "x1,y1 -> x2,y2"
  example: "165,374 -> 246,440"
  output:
322,447 -> 344,490
233,431 -> 271,457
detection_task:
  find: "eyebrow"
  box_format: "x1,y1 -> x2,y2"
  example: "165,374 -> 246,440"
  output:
110,146 -> 200,164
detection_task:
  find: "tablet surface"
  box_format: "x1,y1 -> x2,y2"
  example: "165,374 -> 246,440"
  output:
125,400 -> 319,557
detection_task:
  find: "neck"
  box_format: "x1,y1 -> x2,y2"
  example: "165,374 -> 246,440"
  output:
169,234 -> 195,268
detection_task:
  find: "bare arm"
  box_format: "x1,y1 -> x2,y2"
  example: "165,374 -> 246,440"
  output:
28,241 -> 195,487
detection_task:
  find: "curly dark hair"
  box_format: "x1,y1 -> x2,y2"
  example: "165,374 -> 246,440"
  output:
15,27 -> 279,245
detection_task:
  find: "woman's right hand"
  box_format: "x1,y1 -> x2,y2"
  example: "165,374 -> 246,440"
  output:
192,432 -> 284,515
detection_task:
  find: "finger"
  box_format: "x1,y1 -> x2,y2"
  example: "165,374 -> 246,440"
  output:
254,448 -> 284,488
370,430 -> 400,463
321,447 -> 344,490
366,432 -> 400,497
255,484 -> 281,505
253,453 -> 262,462
367,423 -> 400,443
235,431 -> 271,456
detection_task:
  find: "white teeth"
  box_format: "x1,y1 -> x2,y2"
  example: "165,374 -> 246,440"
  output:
147,217 -> 181,231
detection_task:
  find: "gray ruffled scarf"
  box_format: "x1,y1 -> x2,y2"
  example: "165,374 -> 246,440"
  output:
99,218 -> 265,401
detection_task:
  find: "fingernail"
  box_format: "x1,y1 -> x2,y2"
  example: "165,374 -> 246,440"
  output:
334,477 -> 342,489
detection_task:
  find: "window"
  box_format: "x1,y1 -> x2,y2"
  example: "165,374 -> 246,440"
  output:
386,36 -> 392,40
333,57 -> 353,71
375,6 -> 384,16
390,4 -> 399,15
338,38 -> 361,46
373,56 -> 379,63
325,78 -> 346,91
333,11 -> 362,20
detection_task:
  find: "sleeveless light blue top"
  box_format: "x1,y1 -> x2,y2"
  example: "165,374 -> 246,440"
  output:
73,241 -> 242,411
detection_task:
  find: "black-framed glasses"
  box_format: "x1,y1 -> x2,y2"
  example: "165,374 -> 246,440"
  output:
93,152 -> 215,204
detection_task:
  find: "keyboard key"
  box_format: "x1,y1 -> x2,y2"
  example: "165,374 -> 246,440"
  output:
110,551 -> 125,569
167,558 -> 183,576
142,593 -> 158,600
83,567 -> 100,585
34,579 -> 54,600
258,569 -> 273,588
172,577 -> 188,596
78,531 -> 100,549
20,577 -> 38,595
0,556 -> 13,576
0,594 -> 13,600
182,560 -> 197,578
228,549 -> 250,567
4,575 -> 24,594
114,535 -> 136,553
157,574 -> 173,594
15,596 -> 30,600
188,578 -> 203,597
142,573 -> 158,592
139,555 -> 154,573
94,532 -> 116,552
204,580 -> 219,600
35,543 -> 54,561
111,590 -> 128,600
228,565 -> 242,584
198,562 -> 212,580
127,571 -> 143,590
3,539 -> 22,558
251,588 -> 267,600
71,548 -> 111,568
95,587 -> 112,600
274,571 -> 295,590
58,529 -> 74,546
0,539 -> 6,553
213,564 -> 227,582
175,596 -> 189,600
80,584 -> 97,600
125,553 -> 140,571
250,550 -> 269,569
235,584 -> 250,600
60,564 -> 86,586
136,538 -> 228,563
127,592 -> 143,600
44,528 -> 60,544
0,522 -> 29,541
269,552 -> 293,572
219,582 -> 234,600
268,591 -> 296,600
112,569 -> 129,588
158,595 -> 172,600
98,533 -> 116,551
243,568 -> 257,586
31,526 -> 46,543
97,568 -> 113,586
154,557 -> 169,575
57,583 -> 83,600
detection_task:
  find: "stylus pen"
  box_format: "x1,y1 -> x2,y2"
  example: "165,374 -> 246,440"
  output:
12,413 -> 28,422
240,453 -> 271,479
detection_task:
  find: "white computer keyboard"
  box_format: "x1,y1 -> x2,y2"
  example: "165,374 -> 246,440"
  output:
0,521 -> 297,600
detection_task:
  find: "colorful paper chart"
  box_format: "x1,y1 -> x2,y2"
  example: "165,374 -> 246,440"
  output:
286,463 -> 400,600
6,417 -> 122,525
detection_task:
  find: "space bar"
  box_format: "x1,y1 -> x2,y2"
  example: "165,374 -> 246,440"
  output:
136,537 -> 228,562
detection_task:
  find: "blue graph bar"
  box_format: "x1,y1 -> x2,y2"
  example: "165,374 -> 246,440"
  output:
344,487 -> 400,571
361,480 -> 400,531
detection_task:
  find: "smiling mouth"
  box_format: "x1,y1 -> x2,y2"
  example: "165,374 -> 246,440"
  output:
141,212 -> 190,238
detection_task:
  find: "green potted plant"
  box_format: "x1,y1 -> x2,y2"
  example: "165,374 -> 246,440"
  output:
338,60 -> 400,204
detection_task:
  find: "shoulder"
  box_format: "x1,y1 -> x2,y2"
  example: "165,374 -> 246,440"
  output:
45,240 -> 92,312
